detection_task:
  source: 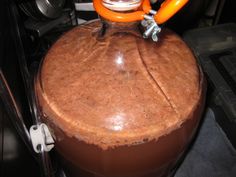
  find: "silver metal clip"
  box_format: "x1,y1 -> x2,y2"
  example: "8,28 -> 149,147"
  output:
141,11 -> 161,42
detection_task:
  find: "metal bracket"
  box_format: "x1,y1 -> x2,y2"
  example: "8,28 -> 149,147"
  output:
30,123 -> 55,153
141,10 -> 161,42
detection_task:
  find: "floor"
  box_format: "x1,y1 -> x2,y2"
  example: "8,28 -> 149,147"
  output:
175,108 -> 236,177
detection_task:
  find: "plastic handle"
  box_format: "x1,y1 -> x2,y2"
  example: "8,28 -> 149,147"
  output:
93,0 -> 151,22
154,0 -> 189,24
93,0 -> 188,24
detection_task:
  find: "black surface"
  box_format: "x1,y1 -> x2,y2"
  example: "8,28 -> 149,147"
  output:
219,0 -> 236,24
0,0 -> 41,176
184,23 -> 236,57
213,105 -> 236,152
210,50 -> 236,95
165,0 -> 210,34
184,23 -> 236,149
198,48 -> 236,123
0,100 -> 41,177
175,108 -> 236,177
0,101 -> 3,177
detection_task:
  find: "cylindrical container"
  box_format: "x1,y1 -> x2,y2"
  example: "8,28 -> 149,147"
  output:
35,1 -> 206,176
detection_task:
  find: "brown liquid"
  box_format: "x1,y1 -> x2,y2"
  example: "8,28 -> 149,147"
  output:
47,97 -> 204,177
35,20 -> 206,177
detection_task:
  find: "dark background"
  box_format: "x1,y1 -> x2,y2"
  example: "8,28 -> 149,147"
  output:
0,0 -> 236,177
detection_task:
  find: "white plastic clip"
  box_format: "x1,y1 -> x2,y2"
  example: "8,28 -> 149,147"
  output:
30,123 -> 54,153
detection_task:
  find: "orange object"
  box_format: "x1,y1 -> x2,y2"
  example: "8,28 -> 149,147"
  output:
93,0 -> 188,24
154,0 -> 188,24
142,0 -> 152,13
93,0 -> 150,22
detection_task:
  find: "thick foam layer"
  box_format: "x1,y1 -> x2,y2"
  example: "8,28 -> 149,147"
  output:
36,20 -> 204,150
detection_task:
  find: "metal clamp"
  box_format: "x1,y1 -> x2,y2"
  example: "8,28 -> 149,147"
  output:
141,10 -> 161,42
30,123 -> 55,153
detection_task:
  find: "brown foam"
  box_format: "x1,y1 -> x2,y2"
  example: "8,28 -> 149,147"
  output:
35,20 -> 204,150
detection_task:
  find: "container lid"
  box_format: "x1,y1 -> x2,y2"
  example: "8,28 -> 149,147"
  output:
102,0 -> 142,11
